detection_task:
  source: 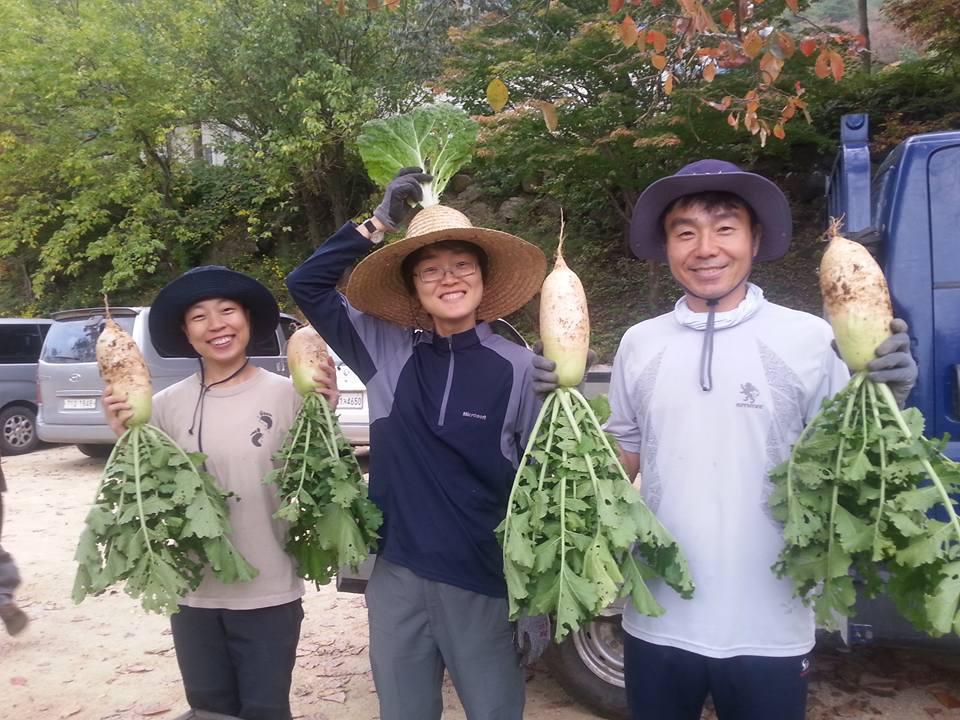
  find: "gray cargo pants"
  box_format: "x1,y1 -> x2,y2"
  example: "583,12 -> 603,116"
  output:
365,557 -> 525,720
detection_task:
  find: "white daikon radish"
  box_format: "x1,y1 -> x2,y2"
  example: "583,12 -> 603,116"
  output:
819,220 -> 893,371
539,218 -> 590,387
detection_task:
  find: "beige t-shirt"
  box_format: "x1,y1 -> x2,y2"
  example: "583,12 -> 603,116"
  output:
153,367 -> 305,610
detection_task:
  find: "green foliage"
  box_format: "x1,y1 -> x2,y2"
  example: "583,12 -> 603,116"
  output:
0,0 -> 458,310
357,103 -> 479,206
770,375 -> 960,636
265,393 -> 381,588
805,58 -> 960,150
498,388 -> 693,641
0,0 -> 188,300
73,424 -> 257,615
883,0 -> 960,60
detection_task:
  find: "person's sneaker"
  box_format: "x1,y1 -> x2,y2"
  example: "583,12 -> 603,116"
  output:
0,602 -> 28,636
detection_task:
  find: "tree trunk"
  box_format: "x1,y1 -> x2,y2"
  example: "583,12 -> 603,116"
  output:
646,259 -> 660,309
858,0 -> 872,74
326,181 -> 349,229
299,187 -> 326,248
19,259 -> 34,302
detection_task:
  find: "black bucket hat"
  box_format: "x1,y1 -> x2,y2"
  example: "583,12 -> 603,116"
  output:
629,159 -> 792,263
148,266 -> 279,358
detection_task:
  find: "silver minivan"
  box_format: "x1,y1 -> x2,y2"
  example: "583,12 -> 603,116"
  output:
0,318 -> 52,455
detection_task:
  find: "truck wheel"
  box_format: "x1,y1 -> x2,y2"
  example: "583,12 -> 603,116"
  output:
0,405 -> 40,456
545,616 -> 629,720
77,443 -> 114,458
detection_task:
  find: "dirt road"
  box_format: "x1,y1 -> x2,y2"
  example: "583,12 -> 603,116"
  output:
1,446 -> 959,720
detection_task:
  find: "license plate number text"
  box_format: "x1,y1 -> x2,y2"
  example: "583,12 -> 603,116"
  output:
339,392 -> 364,409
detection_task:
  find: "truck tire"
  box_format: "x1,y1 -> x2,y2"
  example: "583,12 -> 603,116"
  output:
545,616 -> 629,720
0,405 -> 40,456
77,443 -> 114,458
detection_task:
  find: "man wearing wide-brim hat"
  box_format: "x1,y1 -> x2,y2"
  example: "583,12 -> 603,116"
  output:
534,159 -> 917,720
287,168 -> 550,720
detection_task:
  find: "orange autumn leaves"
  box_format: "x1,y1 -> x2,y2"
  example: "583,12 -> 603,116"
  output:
608,0 -> 851,143
479,0 -> 854,142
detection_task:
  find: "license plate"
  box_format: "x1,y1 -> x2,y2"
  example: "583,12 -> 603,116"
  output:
339,392 -> 364,409
63,398 -> 97,410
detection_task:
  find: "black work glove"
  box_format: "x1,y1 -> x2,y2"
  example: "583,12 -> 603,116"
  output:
531,340 -> 597,397
515,614 -> 551,667
867,318 -> 917,408
373,167 -> 433,231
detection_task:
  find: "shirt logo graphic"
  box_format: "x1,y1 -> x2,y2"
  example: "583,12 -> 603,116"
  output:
250,410 -> 274,447
462,411 -> 487,421
736,382 -> 764,410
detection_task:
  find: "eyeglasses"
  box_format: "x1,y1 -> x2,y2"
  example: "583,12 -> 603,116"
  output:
413,260 -> 478,284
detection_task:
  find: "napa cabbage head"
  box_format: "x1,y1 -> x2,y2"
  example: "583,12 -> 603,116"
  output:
357,103 -> 478,208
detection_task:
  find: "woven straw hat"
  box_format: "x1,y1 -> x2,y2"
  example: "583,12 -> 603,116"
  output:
346,205 -> 547,328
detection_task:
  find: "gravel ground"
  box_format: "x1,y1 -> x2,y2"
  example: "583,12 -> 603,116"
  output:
1,445 -> 959,720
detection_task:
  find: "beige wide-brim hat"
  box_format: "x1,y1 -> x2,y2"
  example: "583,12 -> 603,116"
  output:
346,205 -> 547,328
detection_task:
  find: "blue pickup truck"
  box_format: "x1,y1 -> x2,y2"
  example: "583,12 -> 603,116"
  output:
826,114 -> 960,647
544,115 -> 960,718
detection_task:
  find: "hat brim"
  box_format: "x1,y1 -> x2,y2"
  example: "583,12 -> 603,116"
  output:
629,170 -> 792,262
346,227 -> 547,328
148,268 -> 280,357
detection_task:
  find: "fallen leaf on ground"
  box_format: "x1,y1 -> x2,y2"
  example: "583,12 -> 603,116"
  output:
145,646 -> 175,656
862,681 -> 897,697
121,663 -> 154,674
138,703 -> 172,716
932,691 -> 960,708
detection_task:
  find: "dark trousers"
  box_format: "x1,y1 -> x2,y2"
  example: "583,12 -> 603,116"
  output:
0,492 -> 20,603
623,634 -> 810,720
170,600 -> 304,720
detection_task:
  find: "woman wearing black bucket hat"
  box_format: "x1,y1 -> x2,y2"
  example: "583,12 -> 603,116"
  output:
103,266 -> 338,720
535,159 -> 918,720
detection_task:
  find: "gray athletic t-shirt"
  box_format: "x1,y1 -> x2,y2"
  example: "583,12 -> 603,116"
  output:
606,294 -> 849,658
153,367 -> 304,610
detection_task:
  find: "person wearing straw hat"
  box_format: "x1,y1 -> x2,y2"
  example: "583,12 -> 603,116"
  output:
286,168 -> 551,720
533,159 -> 917,720
103,267 -> 338,720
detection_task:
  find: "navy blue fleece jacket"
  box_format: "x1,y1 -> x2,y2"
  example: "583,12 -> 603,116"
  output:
286,223 -> 540,597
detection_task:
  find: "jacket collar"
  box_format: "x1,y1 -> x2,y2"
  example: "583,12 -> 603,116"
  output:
415,322 -> 492,352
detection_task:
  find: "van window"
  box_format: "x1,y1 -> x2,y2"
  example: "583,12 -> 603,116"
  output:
42,316 -> 136,363
0,324 -> 47,364
930,145 -> 960,285
280,316 -> 302,341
